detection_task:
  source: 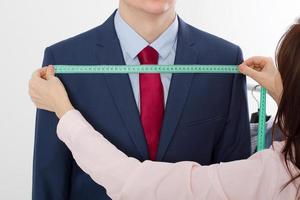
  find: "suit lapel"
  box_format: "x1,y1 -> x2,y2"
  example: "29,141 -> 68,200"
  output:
95,12 -> 149,159
156,18 -> 198,161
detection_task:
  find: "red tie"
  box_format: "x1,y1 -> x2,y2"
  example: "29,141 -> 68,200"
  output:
138,46 -> 164,160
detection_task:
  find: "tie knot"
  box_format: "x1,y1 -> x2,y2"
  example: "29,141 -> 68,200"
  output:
138,46 -> 158,65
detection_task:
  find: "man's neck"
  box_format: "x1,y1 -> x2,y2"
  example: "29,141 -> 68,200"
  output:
118,2 -> 176,43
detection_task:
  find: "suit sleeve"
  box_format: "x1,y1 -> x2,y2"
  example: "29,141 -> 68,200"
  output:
32,47 -> 73,200
213,46 -> 251,162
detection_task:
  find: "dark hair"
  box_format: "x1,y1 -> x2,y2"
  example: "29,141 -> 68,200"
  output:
274,18 -> 300,196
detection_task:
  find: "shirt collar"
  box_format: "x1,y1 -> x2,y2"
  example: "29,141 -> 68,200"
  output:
114,10 -> 178,60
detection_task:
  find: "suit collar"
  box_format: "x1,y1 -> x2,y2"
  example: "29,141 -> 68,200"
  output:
95,10 -> 119,47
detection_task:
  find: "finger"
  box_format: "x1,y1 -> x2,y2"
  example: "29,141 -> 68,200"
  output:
32,68 -> 47,77
239,63 -> 261,81
243,56 -> 268,68
46,65 -> 55,80
32,67 -> 48,79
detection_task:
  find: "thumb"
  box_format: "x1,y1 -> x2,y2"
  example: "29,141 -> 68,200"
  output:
46,65 -> 55,80
239,64 -> 261,81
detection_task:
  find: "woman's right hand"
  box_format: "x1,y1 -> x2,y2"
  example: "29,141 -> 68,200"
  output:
239,57 -> 283,105
29,66 -> 74,119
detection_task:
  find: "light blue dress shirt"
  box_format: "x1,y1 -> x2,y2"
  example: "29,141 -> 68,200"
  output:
114,10 -> 178,111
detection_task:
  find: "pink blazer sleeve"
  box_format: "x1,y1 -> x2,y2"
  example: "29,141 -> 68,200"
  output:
57,109 -> 294,200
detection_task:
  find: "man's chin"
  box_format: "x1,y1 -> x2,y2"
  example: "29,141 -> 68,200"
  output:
141,2 -> 175,16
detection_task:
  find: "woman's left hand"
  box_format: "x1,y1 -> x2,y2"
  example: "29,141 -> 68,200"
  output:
29,65 -> 74,119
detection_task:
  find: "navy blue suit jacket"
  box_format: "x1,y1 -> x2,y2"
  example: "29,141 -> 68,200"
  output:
33,12 -> 250,200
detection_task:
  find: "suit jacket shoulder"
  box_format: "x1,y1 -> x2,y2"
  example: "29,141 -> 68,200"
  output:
44,25 -> 103,63
44,11 -> 117,65
181,21 -> 243,64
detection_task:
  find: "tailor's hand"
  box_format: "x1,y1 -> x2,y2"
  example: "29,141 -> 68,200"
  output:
239,57 -> 283,105
29,65 -> 74,119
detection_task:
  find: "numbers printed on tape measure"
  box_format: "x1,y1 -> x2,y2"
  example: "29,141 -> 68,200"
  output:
54,64 -> 267,151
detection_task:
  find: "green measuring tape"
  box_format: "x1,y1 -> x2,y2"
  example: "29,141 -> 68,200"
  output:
54,64 -> 267,151
54,65 -> 239,74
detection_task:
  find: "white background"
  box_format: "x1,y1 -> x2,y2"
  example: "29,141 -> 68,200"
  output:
0,0 -> 299,199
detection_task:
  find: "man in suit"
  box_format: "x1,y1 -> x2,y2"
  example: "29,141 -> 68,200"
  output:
32,0 -> 251,199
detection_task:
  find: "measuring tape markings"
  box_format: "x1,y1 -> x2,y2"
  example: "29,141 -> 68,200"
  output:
54,64 -> 267,151
54,65 -> 239,74
257,88 -> 267,151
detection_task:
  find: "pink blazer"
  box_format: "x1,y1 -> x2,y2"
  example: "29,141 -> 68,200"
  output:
57,109 -> 299,200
